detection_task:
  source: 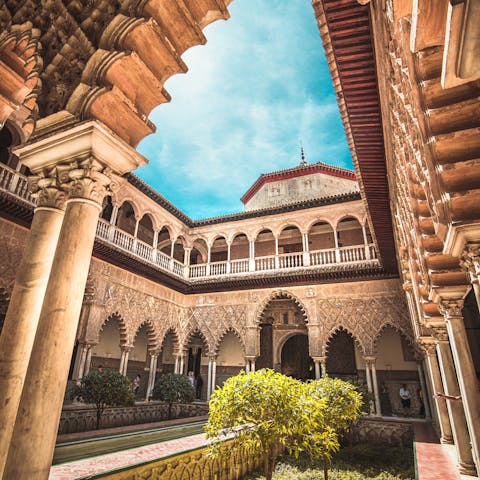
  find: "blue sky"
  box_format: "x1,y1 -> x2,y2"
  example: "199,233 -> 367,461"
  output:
137,0 -> 351,219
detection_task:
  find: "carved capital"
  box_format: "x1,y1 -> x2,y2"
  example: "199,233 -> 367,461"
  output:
460,243 -> 480,277
438,299 -> 464,318
57,159 -> 121,206
418,338 -> 437,356
430,325 -> 449,343
28,175 -> 66,210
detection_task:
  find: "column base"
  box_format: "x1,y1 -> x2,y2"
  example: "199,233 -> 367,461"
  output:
458,462 -> 477,476
441,435 -> 454,445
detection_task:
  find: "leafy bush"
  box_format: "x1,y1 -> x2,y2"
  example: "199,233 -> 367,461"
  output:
206,370 -> 362,480
71,370 -> 135,429
151,373 -> 195,419
245,444 -> 414,480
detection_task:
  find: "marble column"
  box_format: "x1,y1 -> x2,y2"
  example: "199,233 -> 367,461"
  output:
84,345 -> 93,376
0,182 -> 65,477
364,359 -> 374,414
4,121 -> 145,479
73,342 -> 89,382
440,297 -> 480,471
423,341 -> 453,444
211,356 -> 217,394
207,357 -> 213,400
146,354 -> 158,400
313,358 -> 321,380
416,361 -> 431,418
434,328 -> 476,475
369,357 -> 381,416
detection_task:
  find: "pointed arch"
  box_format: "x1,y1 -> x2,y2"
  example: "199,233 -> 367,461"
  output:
183,327 -> 212,356
214,326 -> 246,354
97,312 -> 128,346
325,325 -> 365,356
159,326 -> 181,353
372,322 -> 418,358
132,319 -> 160,352
255,290 -> 309,325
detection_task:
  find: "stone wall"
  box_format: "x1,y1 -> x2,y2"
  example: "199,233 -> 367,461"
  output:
59,402 -> 209,434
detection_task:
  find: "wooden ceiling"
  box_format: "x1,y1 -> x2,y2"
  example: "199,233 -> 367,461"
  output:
314,0 -> 398,274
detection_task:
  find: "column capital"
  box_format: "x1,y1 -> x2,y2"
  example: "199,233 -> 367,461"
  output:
438,298 -> 465,318
208,355 -> 218,361
120,344 -> 133,353
364,355 -> 377,364
311,356 -> 326,363
29,175 -> 67,210
244,355 -> 257,361
460,243 -> 480,277
431,325 -> 449,343
418,336 -> 437,355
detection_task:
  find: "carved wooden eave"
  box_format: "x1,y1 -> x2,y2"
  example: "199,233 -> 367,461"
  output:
0,0 -> 232,146
312,0 -> 398,274
366,0 -> 479,316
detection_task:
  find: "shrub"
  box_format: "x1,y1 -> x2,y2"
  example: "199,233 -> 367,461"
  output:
151,373 -> 195,419
71,370 -> 135,429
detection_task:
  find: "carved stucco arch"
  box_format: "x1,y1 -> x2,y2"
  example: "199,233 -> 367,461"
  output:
181,327 -> 213,356
95,312 -> 129,347
334,213 -> 364,230
255,290 -> 309,325
324,325 -> 366,357
159,326 -> 181,354
371,322 -> 417,358
130,318 -> 161,352
214,326 -> 246,355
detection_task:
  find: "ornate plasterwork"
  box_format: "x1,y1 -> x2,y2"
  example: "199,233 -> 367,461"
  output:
316,293 -> 413,355
438,299 -> 465,318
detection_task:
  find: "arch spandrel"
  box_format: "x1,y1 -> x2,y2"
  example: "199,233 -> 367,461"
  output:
255,290 -> 309,325
130,318 -> 160,352
214,326 -> 246,355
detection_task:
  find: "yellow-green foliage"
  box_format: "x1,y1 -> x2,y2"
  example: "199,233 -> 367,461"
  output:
206,370 -> 362,480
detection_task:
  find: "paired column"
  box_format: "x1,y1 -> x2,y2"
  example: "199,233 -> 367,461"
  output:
422,340 -> 453,444
146,353 -> 158,400
433,327 -> 476,475
365,356 -> 381,416
3,121 -> 145,480
245,356 -> 256,374
312,356 -> 326,379
416,361 -> 431,418
119,346 -> 132,376
0,181 -> 66,476
439,297 -> 480,471
207,356 -> 217,400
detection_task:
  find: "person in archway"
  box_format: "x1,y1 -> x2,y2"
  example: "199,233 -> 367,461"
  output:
133,374 -> 141,397
399,384 -> 411,415
195,373 -> 203,400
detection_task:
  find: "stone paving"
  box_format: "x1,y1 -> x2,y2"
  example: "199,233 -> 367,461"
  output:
414,423 -> 461,480
49,432 -> 209,480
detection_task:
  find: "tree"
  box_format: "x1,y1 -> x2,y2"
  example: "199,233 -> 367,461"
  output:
151,373 -> 195,419
71,370 -> 135,429
206,370 -> 362,480
304,377 -> 363,479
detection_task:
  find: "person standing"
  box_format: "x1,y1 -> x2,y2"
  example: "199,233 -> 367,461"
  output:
195,373 -> 203,400
399,384 -> 411,415
187,371 -> 195,387
133,374 -> 141,397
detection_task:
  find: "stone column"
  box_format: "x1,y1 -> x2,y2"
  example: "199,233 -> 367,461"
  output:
461,244 -> 480,308
313,358 -> 321,380
183,247 -> 191,277
179,352 -> 185,375
107,204 -> 119,241
211,356 -> 217,393
439,297 -> 480,470
0,180 -> 65,477
174,354 -> 180,374
364,359 -> 374,414
416,361 -> 431,418
249,240 -> 255,272
302,232 -> 310,267
362,223 -> 370,259
84,345 -> 93,376
366,357 -> 381,416
3,121 -> 146,480
333,227 -> 340,263
422,340 -> 453,444
205,244 -> 211,276
73,342 -> 89,382
245,358 -> 250,373
274,236 -> 279,269
226,242 -> 231,274
434,327 -> 476,475
207,357 -> 213,400
152,230 -> 159,263
146,354 -> 158,400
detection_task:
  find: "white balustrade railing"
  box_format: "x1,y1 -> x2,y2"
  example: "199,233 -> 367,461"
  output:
278,252 -> 303,269
310,248 -> 336,266
210,261 -> 227,276
339,245 -> 366,263
230,258 -> 249,274
255,255 -> 276,271
172,259 -> 184,277
155,250 -> 171,271
0,163 -> 34,204
0,164 -> 380,281
189,264 -> 207,278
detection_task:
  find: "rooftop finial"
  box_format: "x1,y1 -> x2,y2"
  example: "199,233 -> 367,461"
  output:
300,145 -> 307,167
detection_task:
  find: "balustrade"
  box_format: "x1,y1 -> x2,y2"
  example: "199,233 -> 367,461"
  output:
1,164 -> 379,281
